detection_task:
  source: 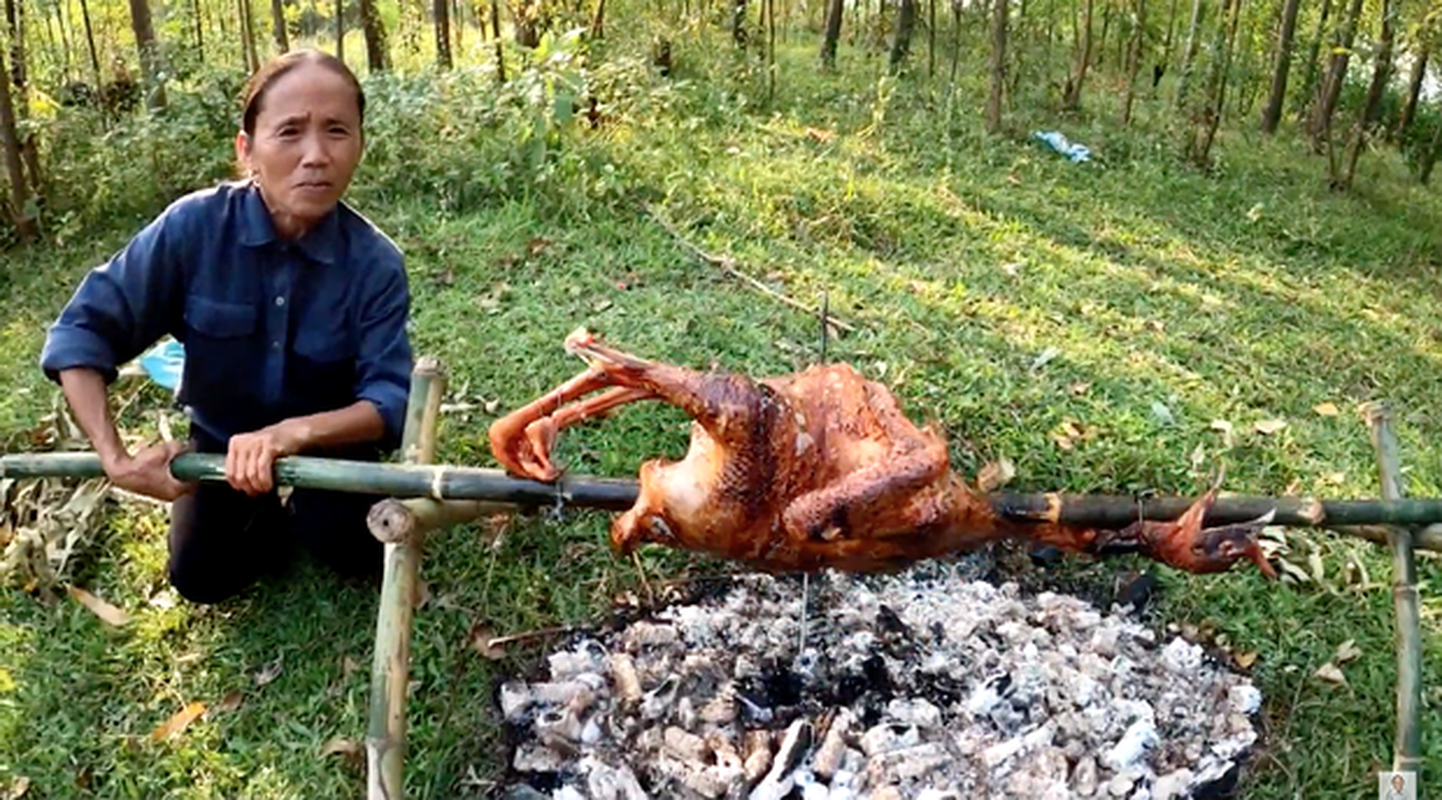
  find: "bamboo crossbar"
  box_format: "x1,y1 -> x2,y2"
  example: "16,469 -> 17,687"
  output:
8,450 -> 1442,539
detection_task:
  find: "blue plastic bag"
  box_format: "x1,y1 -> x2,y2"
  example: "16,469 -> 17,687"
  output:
137,337 -> 185,392
1033,130 -> 1092,163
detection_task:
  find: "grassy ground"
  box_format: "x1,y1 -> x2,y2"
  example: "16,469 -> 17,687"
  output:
3,31 -> 1442,799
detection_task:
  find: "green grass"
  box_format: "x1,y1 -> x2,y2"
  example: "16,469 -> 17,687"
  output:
4,30 -> 1442,799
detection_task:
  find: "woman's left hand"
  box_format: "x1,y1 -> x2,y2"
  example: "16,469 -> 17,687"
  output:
226,421 -> 306,496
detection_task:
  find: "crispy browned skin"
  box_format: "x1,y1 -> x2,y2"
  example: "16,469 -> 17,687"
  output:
488,329 -> 1276,578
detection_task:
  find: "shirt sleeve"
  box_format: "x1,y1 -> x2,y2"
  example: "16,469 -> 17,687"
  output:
39,204 -> 189,385
353,256 -> 414,451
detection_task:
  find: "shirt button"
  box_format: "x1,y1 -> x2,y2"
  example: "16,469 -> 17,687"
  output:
272,340 -> 281,349
275,296 -> 286,307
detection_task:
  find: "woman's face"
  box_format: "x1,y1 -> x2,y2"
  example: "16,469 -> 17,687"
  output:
236,62 -> 363,239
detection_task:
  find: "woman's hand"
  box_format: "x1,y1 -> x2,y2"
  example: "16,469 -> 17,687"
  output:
104,440 -> 195,502
225,421 -> 306,496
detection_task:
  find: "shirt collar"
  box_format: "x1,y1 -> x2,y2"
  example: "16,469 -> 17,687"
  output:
237,179 -> 341,266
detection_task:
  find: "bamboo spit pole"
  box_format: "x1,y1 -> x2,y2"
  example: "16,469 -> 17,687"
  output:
365,357 -> 445,800
1364,402 -> 1424,778
5,450 -> 1442,552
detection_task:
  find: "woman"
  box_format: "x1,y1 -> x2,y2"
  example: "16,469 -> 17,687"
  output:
39,49 -> 413,603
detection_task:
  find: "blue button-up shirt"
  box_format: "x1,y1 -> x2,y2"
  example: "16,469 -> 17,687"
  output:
39,180 -> 413,451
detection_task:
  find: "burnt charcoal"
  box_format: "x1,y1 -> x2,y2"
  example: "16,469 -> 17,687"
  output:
1029,543 -> 1064,567
876,604 -> 911,637
1117,572 -> 1160,614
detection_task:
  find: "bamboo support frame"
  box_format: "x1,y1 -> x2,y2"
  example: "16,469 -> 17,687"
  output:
365,357 -> 445,800
1364,402 -> 1424,779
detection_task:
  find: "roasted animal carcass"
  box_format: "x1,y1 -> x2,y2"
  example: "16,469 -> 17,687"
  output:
489,329 -> 1277,578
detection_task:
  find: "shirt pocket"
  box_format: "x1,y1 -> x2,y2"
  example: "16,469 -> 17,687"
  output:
185,295 -> 257,339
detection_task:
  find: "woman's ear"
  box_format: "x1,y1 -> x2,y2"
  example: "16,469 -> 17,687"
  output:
234,131 -> 254,175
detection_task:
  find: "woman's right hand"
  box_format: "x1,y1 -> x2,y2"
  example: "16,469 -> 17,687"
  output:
104,440 -> 195,501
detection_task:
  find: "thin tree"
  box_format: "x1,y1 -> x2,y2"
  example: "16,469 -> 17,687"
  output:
270,0 -> 289,52
1121,0 -> 1147,124
3,0 -> 40,195
238,0 -> 259,71
1173,0 -> 1205,109
126,0 -> 165,109
890,0 -> 917,70
360,0 -> 388,71
820,0 -> 844,68
1336,0 -> 1397,189
0,46 -> 36,243
1309,0 -> 1365,148
335,0 -> 345,63
1187,0 -> 1243,167
435,0 -> 452,67
987,0 -> 1008,131
1298,0 -> 1334,103
1394,28 -> 1432,139
1260,0 -> 1301,133
1066,0 -> 1095,107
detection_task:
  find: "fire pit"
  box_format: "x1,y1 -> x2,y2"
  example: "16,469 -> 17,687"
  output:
494,561 -> 1261,799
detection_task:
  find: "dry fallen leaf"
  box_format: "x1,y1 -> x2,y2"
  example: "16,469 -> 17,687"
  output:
1234,651 -> 1259,669
468,621 -> 506,660
254,657 -> 284,687
1254,418 -> 1288,435
1313,662 -> 1347,686
527,237 -> 551,256
1335,639 -> 1362,665
976,457 -> 1016,493
1069,381 -> 1091,396
6,776 -> 30,799
1313,402 -> 1340,417
151,701 -> 207,741
413,579 -> 431,610
1325,471 -> 1347,485
211,691 -> 244,715
67,585 -> 130,626
319,736 -> 365,770
1307,551 -> 1326,583
1284,478 -> 1304,496
342,655 -> 360,679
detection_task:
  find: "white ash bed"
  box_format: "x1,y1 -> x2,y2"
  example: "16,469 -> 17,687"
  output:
493,562 -> 1261,800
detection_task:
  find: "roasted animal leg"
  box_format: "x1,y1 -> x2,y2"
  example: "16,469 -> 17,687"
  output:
489,367 -> 627,481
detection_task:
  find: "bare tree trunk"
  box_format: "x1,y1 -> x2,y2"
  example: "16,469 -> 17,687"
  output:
127,0 -> 165,109
1188,0 -> 1241,167
589,0 -> 605,37
1121,0 -> 1145,124
1394,36 -> 1430,139
78,0 -> 100,86
948,0 -> 961,87
820,0 -> 843,68
1260,0 -> 1300,133
1065,0 -> 1094,108
1298,0 -> 1334,107
270,0 -> 289,51
928,0 -> 936,76
188,0 -> 203,59
240,0 -> 258,70
360,0 -> 388,71
1173,0 -> 1204,109
491,0 -> 505,80
1420,102 -> 1442,183
453,0 -> 463,52
1309,0 -> 1364,148
334,0 -> 345,63
435,0 -> 452,67
0,47 -> 35,244
1336,0 -> 1396,189
733,0 -> 748,46
890,0 -> 916,70
987,0 -> 1007,131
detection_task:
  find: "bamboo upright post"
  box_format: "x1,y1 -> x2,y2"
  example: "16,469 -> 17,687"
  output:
1363,401 -> 1424,780
366,357 -> 446,800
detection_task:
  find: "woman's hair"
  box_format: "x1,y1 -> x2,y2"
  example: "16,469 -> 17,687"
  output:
240,49 -> 366,136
